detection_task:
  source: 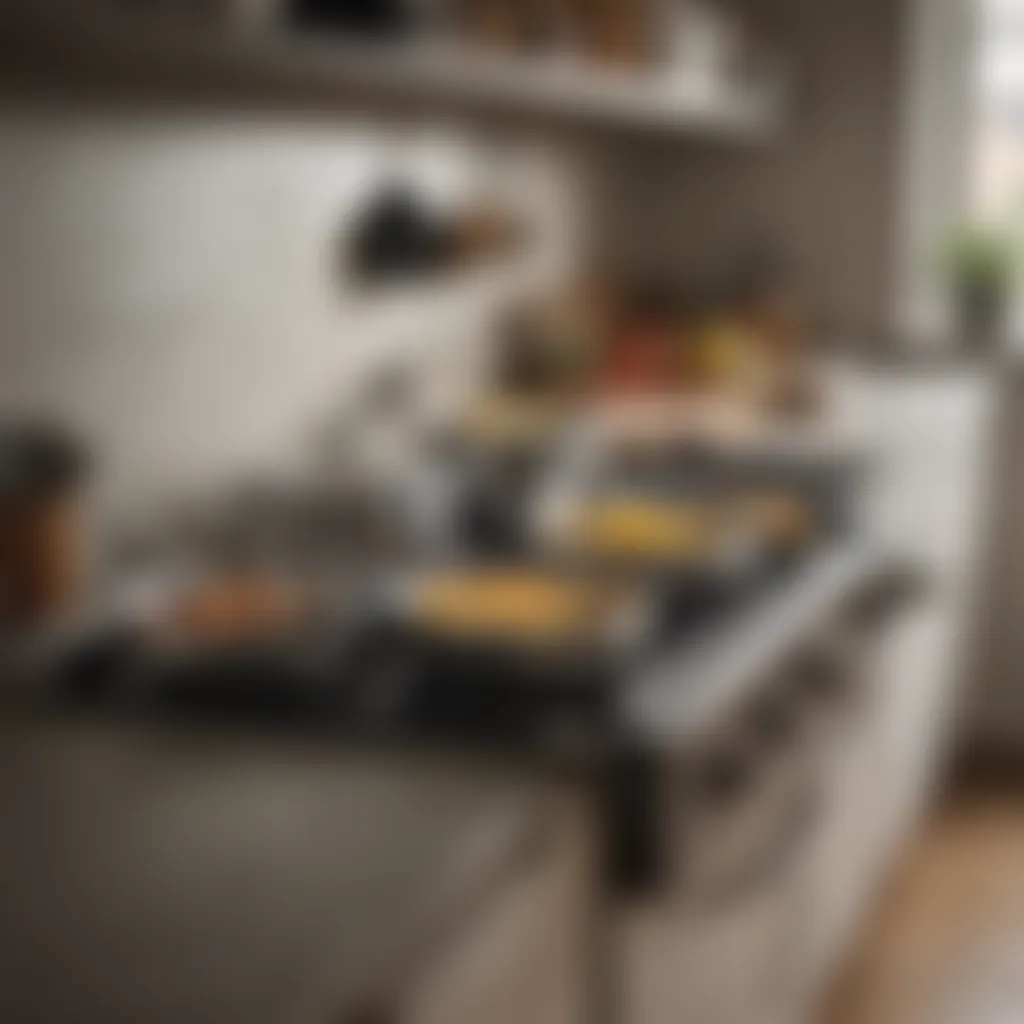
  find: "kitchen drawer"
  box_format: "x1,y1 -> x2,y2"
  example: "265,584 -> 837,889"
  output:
385,804 -> 594,1024
619,625 -> 880,1024
619,735 -> 827,1022
797,609 -> 956,1011
619,820 -> 814,1024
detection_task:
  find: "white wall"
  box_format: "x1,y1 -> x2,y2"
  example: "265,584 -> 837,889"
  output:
0,105 -> 583,521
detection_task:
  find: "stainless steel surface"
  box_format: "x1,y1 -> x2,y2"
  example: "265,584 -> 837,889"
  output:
625,544 -> 889,746
0,712 -> 549,1024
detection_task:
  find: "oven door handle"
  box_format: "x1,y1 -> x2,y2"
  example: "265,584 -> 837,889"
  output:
847,559 -> 928,632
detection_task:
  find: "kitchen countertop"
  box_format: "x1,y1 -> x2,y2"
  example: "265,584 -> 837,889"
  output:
0,541 -> 896,1023
0,712 -> 555,1024
625,543 -> 892,746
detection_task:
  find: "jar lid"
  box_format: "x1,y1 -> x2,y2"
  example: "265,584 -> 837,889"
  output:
0,423 -> 89,500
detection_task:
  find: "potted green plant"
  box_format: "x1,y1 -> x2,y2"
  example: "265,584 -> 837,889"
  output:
942,226 -> 1019,344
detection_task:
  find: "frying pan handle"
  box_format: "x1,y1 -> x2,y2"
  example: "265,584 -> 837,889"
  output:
335,622 -> 423,731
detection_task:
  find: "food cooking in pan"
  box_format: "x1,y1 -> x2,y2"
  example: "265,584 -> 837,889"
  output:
411,568 -> 628,645
559,497 -> 716,565
163,575 -> 313,644
735,491 -> 817,554
452,395 -> 570,449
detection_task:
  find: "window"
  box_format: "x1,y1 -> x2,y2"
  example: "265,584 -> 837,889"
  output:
974,0 -> 1024,229
898,0 -> 1024,340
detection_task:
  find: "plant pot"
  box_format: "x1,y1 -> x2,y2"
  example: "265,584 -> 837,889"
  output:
955,283 -> 1008,351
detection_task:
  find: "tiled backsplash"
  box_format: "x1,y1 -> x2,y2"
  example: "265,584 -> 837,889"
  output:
0,107 -> 583,522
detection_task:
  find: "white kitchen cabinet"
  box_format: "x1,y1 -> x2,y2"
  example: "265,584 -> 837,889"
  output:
965,366 -> 1024,754
357,800 -> 596,1024
803,369 -> 994,1017
620,369 -> 995,1024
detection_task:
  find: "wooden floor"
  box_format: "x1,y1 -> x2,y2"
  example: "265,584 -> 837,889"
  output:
824,787 -> 1024,1024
